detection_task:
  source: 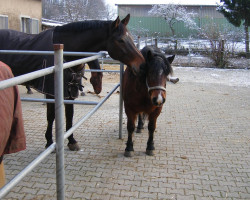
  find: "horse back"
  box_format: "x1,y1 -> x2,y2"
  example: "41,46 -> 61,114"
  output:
0,29 -> 54,75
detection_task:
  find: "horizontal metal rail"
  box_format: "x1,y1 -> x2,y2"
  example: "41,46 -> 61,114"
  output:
0,54 -> 103,90
21,98 -> 98,105
64,83 -> 120,139
0,50 -> 106,57
0,144 -> 56,198
85,69 -> 120,73
0,49 -> 123,200
0,83 -> 119,199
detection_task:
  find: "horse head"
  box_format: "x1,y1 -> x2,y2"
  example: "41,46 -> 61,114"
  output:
107,14 -> 145,75
88,60 -> 103,94
141,46 -> 175,107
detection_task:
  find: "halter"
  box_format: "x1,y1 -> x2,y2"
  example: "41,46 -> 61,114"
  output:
146,78 -> 166,92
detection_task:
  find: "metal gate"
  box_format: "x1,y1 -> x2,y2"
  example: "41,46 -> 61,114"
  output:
0,44 -> 124,199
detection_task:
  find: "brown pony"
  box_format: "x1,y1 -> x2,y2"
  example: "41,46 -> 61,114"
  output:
122,46 -> 175,157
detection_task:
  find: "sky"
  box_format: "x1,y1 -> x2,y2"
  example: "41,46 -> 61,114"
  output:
105,0 -> 221,8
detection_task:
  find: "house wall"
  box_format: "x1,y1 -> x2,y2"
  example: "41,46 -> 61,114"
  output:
0,0 -> 42,31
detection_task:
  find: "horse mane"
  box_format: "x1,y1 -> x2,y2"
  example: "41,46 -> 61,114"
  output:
153,52 -> 173,75
54,20 -> 112,33
140,46 -> 173,76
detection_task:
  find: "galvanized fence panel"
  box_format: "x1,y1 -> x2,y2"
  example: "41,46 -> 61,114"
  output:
0,48 -> 124,199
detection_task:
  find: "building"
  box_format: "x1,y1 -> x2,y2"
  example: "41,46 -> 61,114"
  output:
0,0 -> 42,34
116,2 -> 231,38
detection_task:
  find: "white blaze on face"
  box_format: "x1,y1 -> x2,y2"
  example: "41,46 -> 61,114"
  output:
157,93 -> 163,105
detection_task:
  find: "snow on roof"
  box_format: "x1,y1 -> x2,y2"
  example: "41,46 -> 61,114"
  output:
42,19 -> 66,27
115,0 -> 220,6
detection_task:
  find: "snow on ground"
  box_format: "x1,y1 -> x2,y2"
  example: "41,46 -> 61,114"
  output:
173,67 -> 250,87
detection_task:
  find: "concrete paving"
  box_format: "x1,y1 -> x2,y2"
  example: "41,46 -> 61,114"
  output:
2,67 -> 250,200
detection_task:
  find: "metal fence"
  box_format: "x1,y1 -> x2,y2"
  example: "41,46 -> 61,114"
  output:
135,36 -> 246,54
0,45 -> 124,199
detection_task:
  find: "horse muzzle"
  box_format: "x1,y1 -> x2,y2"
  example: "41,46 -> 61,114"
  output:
151,94 -> 166,107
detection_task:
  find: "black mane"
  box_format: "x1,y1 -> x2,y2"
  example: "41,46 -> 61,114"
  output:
54,20 -> 112,33
140,46 -> 173,76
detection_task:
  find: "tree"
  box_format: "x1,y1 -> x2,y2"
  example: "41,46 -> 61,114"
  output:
148,4 -> 198,37
103,4 -> 117,20
42,0 -> 108,23
217,0 -> 250,58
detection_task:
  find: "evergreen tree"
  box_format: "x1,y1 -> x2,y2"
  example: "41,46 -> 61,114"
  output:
218,0 -> 250,58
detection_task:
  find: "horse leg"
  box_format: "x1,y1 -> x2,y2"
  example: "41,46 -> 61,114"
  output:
124,112 -> 136,157
45,102 -> 55,148
65,103 -> 80,151
26,85 -> 33,94
146,110 -> 161,156
136,113 -> 146,133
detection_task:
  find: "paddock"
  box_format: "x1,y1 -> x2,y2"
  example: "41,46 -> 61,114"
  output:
2,66 -> 250,199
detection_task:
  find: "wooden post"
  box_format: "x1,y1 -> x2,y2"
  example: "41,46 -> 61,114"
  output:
0,161 -> 5,188
137,36 -> 140,49
154,38 -> 158,47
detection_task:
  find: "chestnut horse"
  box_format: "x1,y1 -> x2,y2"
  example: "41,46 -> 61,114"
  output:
122,46 -> 175,157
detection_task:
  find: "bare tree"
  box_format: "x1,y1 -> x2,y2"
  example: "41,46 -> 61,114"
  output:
148,4 -> 198,50
103,4 -> 117,20
43,0 -> 108,22
148,4 -> 198,37
200,22 -> 232,68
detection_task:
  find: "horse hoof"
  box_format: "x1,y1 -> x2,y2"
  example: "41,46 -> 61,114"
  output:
146,149 -> 155,156
27,90 -> 33,94
136,128 -> 142,133
124,151 -> 134,157
68,143 -> 80,151
45,142 -> 53,149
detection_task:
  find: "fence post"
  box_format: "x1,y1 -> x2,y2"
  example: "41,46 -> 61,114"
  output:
54,44 -> 65,200
154,38 -> 158,47
219,39 -> 225,67
119,63 -> 124,139
137,36 -> 140,49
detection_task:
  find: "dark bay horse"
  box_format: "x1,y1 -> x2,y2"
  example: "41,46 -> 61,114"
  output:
45,60 -> 103,151
0,14 -> 145,151
122,46 -> 175,157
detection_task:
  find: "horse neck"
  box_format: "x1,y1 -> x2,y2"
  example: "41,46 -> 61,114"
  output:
126,68 -> 148,95
54,25 -> 110,52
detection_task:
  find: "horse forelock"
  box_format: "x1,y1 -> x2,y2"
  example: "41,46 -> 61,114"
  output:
54,20 -> 112,33
154,53 -> 173,76
141,46 -> 173,76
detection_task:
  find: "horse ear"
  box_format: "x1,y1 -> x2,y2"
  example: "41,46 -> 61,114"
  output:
167,55 -> 175,64
121,14 -> 130,26
146,49 -> 154,62
111,16 -> 120,30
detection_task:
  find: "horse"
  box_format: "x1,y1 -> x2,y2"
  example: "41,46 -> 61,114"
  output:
0,14 -> 145,151
122,46 -> 175,157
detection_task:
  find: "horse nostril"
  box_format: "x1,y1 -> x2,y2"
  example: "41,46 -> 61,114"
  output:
152,97 -> 158,105
152,96 -> 165,106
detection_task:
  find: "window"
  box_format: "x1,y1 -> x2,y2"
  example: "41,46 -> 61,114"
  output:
31,18 -> 39,34
21,17 -> 39,34
21,17 -> 31,33
0,15 -> 8,29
